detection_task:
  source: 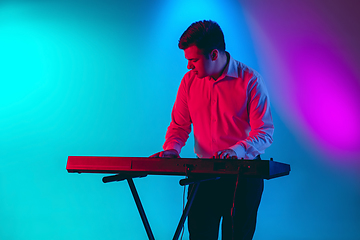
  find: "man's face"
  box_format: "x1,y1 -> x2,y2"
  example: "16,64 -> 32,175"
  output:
184,45 -> 213,79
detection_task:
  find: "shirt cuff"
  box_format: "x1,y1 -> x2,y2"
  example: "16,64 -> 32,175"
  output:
163,142 -> 181,154
230,143 -> 246,159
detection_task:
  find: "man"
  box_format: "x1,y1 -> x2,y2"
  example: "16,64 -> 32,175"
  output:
151,20 -> 274,240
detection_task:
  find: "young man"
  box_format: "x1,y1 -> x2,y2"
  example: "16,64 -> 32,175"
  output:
151,20 -> 274,240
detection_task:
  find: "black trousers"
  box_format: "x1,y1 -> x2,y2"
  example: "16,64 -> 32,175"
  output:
187,176 -> 264,240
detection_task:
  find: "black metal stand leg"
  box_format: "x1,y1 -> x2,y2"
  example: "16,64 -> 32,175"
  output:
172,182 -> 200,240
127,178 -> 155,240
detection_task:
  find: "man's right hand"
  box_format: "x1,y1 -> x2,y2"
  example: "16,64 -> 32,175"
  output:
149,149 -> 180,158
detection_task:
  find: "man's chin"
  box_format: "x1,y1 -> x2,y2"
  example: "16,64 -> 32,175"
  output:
192,70 -> 206,79
196,73 -> 206,79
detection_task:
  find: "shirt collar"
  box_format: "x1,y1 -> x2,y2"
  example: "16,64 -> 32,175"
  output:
225,52 -> 239,78
211,52 -> 239,81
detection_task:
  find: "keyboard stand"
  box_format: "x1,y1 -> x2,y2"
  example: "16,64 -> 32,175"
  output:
102,174 -> 220,240
103,174 -> 154,240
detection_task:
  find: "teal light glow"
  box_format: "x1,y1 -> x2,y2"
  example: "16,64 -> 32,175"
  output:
1,0 -> 359,240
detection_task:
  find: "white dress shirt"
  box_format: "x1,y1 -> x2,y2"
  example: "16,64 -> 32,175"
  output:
163,53 -> 274,159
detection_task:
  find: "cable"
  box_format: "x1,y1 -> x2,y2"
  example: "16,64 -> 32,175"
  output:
230,155 -> 260,239
231,166 -> 241,240
180,163 -> 188,240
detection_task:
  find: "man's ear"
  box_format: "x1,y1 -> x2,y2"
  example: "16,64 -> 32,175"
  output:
210,49 -> 218,61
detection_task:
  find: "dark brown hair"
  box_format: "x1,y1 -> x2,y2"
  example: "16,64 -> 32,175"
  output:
178,20 -> 226,56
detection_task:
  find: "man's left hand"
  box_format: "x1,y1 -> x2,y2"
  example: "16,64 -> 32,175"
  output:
213,149 -> 238,159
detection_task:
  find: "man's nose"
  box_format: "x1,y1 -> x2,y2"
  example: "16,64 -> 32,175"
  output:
187,61 -> 194,70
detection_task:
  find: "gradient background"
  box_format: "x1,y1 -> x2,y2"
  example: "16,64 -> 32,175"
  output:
1,0 -> 359,239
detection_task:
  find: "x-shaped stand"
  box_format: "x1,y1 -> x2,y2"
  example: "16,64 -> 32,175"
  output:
102,174 -> 220,240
